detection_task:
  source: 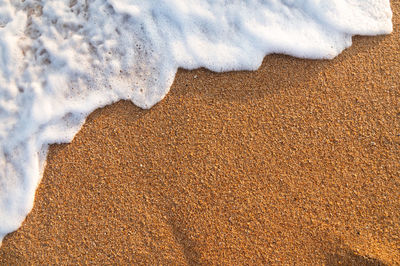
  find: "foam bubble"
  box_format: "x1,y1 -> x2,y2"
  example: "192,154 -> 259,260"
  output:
0,0 -> 392,245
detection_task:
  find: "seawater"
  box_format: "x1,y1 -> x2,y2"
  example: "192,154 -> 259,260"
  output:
0,0 -> 393,245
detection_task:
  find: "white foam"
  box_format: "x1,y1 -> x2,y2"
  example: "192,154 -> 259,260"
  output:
0,0 -> 392,245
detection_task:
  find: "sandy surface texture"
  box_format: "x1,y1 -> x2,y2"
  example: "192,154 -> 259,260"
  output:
1,2 -> 399,265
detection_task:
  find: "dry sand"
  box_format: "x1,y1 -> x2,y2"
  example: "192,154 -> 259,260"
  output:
1,2 -> 399,265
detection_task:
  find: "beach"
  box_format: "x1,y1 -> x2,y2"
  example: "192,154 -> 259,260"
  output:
0,1 -> 399,264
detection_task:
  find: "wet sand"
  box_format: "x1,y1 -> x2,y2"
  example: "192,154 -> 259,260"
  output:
1,2 -> 399,265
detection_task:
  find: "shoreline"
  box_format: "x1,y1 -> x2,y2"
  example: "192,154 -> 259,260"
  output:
1,2 -> 399,264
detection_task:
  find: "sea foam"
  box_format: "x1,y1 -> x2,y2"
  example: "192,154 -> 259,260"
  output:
0,0 -> 393,245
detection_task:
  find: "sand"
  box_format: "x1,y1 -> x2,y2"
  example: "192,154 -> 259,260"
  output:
1,2 -> 399,265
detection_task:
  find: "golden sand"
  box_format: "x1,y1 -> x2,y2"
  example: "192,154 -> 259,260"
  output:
0,2 -> 399,264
